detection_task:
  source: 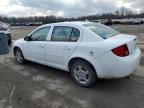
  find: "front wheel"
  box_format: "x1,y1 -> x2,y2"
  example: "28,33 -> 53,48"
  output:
15,48 -> 26,64
70,60 -> 97,87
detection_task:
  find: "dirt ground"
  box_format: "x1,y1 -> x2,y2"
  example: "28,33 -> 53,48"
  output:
0,24 -> 144,108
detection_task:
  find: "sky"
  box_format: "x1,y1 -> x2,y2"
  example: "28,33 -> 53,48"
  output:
0,0 -> 143,17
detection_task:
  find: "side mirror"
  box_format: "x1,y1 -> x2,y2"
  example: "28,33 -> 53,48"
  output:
24,36 -> 31,41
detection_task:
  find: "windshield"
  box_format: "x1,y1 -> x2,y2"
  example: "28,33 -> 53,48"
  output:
83,23 -> 119,39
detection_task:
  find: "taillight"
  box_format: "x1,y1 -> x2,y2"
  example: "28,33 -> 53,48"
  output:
112,44 -> 129,57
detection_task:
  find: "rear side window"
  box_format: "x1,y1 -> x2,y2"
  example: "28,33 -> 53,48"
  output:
70,28 -> 80,42
51,26 -> 80,42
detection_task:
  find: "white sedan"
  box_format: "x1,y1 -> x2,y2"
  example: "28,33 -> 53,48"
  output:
12,22 -> 141,87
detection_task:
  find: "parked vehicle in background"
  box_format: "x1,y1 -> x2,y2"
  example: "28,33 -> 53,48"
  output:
91,20 -> 102,23
23,22 -> 43,26
0,22 -> 11,45
10,22 -> 43,26
112,19 -> 121,24
0,32 -> 9,55
120,19 -> 142,25
101,19 -> 113,25
12,21 -> 141,87
91,19 -> 113,25
126,19 -> 141,25
120,19 -> 128,24
137,18 -> 144,24
92,18 -> 143,25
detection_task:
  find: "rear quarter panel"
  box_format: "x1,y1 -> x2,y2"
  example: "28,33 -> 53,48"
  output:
66,34 -> 137,71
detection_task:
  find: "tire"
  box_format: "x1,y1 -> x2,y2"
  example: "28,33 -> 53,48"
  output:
8,40 -> 12,45
70,60 -> 97,87
14,48 -> 26,64
8,34 -> 12,45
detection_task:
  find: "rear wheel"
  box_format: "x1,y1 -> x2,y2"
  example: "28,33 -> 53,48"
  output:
15,48 -> 26,64
70,60 -> 97,87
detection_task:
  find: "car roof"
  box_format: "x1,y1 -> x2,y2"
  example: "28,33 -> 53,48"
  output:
43,21 -> 92,27
59,21 -> 91,25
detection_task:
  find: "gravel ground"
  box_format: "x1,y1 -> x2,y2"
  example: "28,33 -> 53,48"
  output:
0,52 -> 144,108
0,24 -> 143,108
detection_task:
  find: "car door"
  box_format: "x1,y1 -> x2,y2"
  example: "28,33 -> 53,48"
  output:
46,26 -> 80,69
23,26 -> 51,64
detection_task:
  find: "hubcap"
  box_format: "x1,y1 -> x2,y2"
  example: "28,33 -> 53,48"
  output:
16,50 -> 23,63
73,65 -> 90,84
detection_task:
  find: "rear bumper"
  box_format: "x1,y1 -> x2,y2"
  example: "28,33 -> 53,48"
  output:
93,48 -> 141,78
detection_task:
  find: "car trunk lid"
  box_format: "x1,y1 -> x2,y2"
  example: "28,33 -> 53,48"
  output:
108,34 -> 136,55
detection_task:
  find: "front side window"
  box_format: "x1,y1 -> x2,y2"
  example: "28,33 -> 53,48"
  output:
51,26 -> 80,42
31,27 -> 50,41
83,23 -> 119,39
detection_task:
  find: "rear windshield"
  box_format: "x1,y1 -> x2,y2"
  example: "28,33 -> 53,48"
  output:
83,23 -> 119,39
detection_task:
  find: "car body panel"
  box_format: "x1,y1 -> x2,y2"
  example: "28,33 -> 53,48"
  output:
12,21 -> 141,79
21,41 -> 46,64
45,24 -> 83,70
92,48 -> 141,78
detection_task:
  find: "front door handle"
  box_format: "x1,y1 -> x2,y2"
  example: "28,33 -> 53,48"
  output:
41,46 -> 44,48
39,44 -> 45,48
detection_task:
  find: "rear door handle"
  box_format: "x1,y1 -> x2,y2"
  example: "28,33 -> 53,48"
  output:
63,46 -> 71,51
